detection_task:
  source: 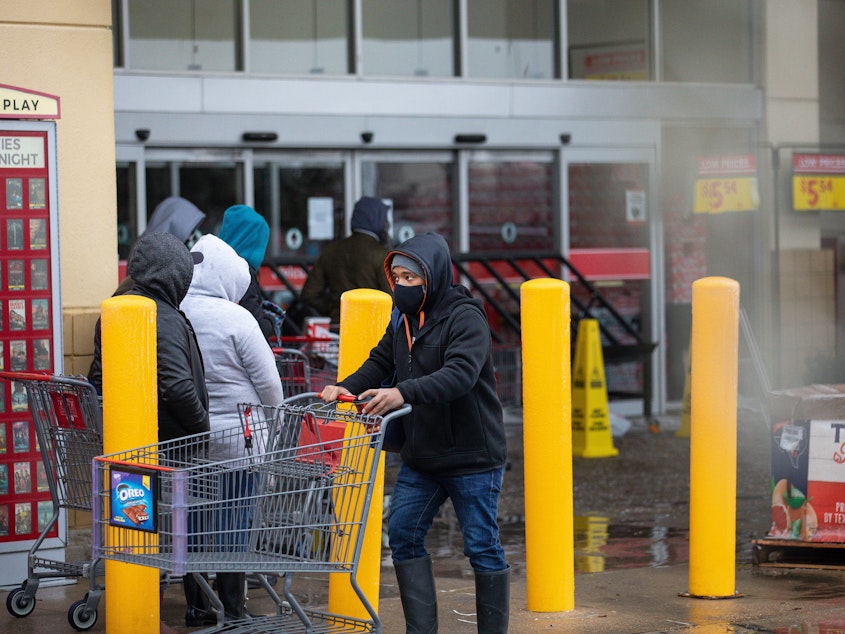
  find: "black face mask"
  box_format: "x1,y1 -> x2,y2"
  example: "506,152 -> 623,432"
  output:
393,284 -> 426,315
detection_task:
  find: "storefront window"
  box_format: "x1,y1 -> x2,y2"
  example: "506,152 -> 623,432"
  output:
362,0 -> 454,77
660,0 -> 755,83
468,158 -> 554,251
112,0 -> 124,68
250,0 -> 350,75
127,0 -> 239,71
145,162 -> 242,234
254,163 -> 345,258
361,159 -> 454,246
567,0 -> 650,80
467,0 -> 556,79
115,164 -> 136,260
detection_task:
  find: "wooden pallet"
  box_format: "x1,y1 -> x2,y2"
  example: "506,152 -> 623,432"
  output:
752,538 -> 845,570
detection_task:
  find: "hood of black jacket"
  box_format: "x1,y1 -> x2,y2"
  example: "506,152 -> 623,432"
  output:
384,232 -> 459,316
128,232 -> 195,308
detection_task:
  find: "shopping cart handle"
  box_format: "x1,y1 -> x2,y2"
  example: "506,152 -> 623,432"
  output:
335,393 -> 369,404
329,393 -> 372,413
0,370 -> 53,382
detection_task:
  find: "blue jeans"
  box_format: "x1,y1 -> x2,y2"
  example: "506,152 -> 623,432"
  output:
388,463 -> 506,572
214,469 -> 254,551
186,469 -> 254,553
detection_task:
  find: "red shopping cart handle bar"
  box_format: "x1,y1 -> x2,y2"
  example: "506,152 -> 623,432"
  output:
0,370 -> 53,382
326,392 -> 373,412
277,335 -> 337,344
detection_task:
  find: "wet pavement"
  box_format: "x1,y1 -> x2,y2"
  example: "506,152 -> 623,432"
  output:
5,405 -> 845,632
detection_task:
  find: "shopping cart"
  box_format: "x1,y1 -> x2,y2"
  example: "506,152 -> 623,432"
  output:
92,393 -> 410,633
272,348 -> 313,396
276,334 -> 341,394
0,371 -> 104,631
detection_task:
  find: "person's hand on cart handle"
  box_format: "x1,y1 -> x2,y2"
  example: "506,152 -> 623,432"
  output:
357,387 -> 404,416
319,385 -> 405,415
319,385 -> 352,402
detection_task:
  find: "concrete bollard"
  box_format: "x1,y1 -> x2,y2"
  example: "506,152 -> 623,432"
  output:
521,278 -> 574,612
686,277 -> 741,599
101,295 -> 159,632
327,288 -> 393,619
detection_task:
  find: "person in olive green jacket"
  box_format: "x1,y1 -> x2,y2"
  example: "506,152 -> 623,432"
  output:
300,196 -> 392,325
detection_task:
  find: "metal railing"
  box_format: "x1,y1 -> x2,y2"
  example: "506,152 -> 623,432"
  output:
261,250 -> 657,413
450,251 -> 656,414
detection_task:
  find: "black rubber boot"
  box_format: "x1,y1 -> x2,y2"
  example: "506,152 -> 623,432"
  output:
183,573 -> 216,626
475,567 -> 510,633
216,572 -> 246,620
393,556 -> 438,633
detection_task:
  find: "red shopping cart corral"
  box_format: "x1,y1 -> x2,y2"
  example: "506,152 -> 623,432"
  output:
0,371 -> 104,631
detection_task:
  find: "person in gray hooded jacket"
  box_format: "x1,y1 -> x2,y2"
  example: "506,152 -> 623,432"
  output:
88,196 -> 206,389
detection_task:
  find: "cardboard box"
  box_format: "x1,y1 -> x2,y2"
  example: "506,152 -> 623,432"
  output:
767,385 -> 845,542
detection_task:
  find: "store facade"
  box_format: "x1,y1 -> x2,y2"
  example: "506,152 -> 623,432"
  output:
109,0 -> 835,415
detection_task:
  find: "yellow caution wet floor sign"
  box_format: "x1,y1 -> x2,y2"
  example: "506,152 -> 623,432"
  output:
572,319 -> 619,458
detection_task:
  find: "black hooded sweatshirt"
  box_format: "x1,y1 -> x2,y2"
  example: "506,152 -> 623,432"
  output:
91,232 -> 209,442
338,232 -> 507,476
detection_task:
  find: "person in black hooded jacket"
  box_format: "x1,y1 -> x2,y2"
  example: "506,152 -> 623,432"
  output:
320,232 -> 509,633
90,232 -> 213,627
118,232 -> 210,441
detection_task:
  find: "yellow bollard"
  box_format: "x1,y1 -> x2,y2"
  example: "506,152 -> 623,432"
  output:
521,278 -> 574,612
675,346 -> 691,438
328,288 -> 393,619
686,277 -> 741,599
101,295 -> 160,633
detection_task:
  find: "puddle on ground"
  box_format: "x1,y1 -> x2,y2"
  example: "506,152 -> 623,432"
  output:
417,512 -> 694,577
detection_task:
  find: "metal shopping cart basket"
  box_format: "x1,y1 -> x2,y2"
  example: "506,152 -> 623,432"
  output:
0,371 -> 105,630
272,348 -> 314,397
277,333 -> 340,394
92,393 -> 410,633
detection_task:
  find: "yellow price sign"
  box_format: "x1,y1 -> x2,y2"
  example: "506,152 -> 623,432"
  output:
792,176 -> 845,210
693,177 -> 759,214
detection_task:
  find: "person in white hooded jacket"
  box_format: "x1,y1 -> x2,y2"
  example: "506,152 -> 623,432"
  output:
182,234 -> 284,451
180,233 -> 285,625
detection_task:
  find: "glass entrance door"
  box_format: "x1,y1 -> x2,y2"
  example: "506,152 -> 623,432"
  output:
563,148 -> 662,415
360,153 -> 455,247
466,151 -> 557,253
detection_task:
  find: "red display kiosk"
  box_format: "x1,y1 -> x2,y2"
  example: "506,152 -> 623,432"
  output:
0,85 -> 63,588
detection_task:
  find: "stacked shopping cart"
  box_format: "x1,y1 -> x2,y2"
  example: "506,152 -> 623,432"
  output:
274,331 -> 340,396
0,372 -> 104,630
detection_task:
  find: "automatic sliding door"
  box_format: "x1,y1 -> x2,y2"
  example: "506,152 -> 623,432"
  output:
360,155 -> 455,247
565,151 -> 659,413
144,150 -> 247,233
253,157 -> 346,258
467,154 -> 556,252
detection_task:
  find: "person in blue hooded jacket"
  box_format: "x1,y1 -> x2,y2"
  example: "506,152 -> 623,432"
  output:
217,204 -> 279,343
320,232 -> 509,633
300,196 -> 392,325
